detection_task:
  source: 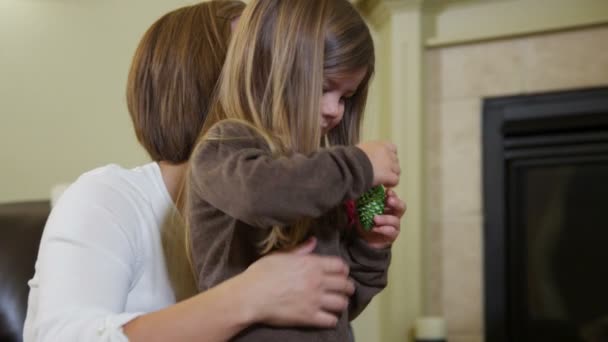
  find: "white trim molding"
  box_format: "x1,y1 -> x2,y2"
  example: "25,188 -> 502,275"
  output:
354,1 -> 426,341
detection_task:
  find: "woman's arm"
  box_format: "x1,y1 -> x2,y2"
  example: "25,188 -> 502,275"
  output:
124,238 -> 354,342
28,173 -> 354,342
29,176 -> 147,342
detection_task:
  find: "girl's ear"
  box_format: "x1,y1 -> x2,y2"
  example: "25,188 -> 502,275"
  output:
231,17 -> 240,31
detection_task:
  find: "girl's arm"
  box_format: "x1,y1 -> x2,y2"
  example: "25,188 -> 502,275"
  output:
340,235 -> 391,321
190,122 -> 374,228
343,189 -> 406,320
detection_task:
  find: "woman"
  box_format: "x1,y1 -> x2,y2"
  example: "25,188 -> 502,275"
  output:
23,2 -> 363,341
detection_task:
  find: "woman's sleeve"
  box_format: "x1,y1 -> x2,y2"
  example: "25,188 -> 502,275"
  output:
189,122 -> 374,228
26,175 -> 144,342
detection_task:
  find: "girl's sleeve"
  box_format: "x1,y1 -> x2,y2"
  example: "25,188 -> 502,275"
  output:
340,236 -> 391,321
189,122 -> 374,228
25,175 -> 144,342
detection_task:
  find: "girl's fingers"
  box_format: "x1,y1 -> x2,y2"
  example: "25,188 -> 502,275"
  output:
373,215 -> 400,230
371,226 -> 399,242
384,193 -> 406,218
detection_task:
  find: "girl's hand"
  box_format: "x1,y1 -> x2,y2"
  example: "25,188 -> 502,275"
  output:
356,141 -> 400,187
357,189 -> 406,249
241,237 -> 355,328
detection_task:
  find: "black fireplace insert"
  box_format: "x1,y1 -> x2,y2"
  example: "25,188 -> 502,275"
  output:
483,87 -> 608,342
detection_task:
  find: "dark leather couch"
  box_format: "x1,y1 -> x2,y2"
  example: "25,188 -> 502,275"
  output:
0,201 -> 50,342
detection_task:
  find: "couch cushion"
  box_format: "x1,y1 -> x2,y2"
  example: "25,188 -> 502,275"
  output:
0,201 -> 50,342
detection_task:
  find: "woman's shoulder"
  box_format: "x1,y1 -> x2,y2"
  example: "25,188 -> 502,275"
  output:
47,163 -> 165,240
67,163 -> 161,204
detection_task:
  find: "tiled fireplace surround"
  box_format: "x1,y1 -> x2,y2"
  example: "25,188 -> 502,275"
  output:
424,25 -> 608,342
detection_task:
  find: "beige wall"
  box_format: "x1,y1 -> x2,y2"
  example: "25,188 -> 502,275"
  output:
0,0 -> 193,203
425,25 -> 608,342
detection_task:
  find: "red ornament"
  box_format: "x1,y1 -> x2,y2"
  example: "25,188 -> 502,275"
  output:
344,199 -> 357,229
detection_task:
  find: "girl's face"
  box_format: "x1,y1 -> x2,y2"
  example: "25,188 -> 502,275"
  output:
320,67 -> 367,135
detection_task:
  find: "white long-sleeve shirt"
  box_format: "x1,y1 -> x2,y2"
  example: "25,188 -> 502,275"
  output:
24,162 -> 177,342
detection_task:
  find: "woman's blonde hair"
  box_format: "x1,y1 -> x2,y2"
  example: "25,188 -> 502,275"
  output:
127,0 -> 245,300
194,0 -> 375,254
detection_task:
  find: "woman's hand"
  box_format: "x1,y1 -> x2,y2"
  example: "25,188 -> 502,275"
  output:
240,237 -> 354,328
124,238 -> 353,342
357,189 -> 406,249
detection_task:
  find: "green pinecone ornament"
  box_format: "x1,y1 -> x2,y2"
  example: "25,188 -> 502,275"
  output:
356,186 -> 386,231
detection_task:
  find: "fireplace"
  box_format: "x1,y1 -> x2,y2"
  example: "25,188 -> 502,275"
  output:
483,87 -> 608,342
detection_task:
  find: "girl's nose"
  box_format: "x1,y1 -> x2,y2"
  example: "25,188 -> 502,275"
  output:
322,97 -> 341,119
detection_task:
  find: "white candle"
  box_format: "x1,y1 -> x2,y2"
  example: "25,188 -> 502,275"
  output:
415,317 -> 446,340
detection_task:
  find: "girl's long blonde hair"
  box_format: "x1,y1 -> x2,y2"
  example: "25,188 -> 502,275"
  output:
193,0 -> 375,254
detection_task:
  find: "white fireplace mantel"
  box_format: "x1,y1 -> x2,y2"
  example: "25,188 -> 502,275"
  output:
353,1 -> 426,341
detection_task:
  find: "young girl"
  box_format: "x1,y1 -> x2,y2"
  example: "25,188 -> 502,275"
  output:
187,0 -> 403,340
